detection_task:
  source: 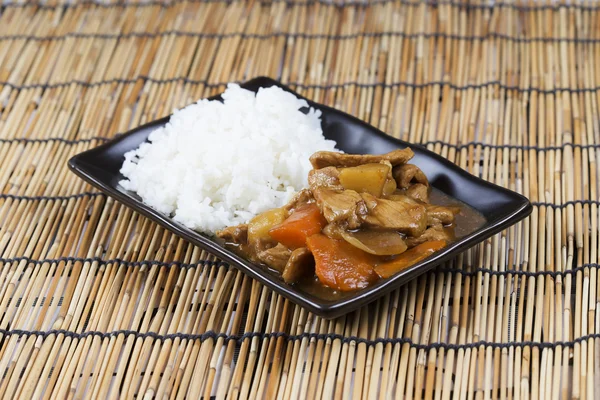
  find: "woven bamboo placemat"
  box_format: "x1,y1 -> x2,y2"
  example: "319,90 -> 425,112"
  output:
0,0 -> 598,398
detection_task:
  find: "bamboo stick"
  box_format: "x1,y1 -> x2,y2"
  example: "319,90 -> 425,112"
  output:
0,1 -> 595,398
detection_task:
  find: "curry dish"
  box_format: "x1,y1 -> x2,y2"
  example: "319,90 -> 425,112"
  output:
217,148 -> 484,294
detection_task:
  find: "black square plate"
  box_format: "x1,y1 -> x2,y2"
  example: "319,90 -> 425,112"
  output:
68,76 -> 532,319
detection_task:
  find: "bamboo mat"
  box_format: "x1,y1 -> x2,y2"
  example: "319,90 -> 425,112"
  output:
0,0 -> 598,398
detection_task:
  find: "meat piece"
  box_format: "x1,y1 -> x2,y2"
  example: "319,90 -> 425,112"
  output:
309,148 -> 414,169
308,166 -> 343,191
426,204 -> 459,225
313,188 -> 368,230
216,224 -> 248,245
322,223 -> 344,239
284,189 -> 314,213
393,164 -> 429,189
257,243 -> 291,272
360,192 -> 379,209
360,193 -> 427,237
381,160 -> 398,196
405,224 -> 453,247
282,247 -> 314,284
406,183 -> 430,203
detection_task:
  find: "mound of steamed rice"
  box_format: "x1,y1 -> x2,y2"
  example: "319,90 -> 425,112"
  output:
119,84 -> 338,233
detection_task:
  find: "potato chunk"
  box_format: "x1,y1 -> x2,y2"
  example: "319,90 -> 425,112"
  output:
339,163 -> 391,197
248,208 -> 287,246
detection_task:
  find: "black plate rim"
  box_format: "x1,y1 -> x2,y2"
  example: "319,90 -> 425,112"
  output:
67,76 -> 532,319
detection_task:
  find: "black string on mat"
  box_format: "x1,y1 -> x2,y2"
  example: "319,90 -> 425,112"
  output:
3,77 -> 600,94
1,192 -> 597,208
0,256 -> 229,270
0,136 -> 595,152
0,254 -> 598,278
0,192 -> 104,201
437,263 -> 600,278
3,136 -> 600,153
0,137 -> 109,145
0,328 -> 597,350
0,30 -> 597,43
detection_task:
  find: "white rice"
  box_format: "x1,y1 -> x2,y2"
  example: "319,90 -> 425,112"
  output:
119,83 -> 338,233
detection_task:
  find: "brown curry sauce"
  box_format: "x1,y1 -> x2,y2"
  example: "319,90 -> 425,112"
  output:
217,149 -> 487,299
291,188 -> 486,300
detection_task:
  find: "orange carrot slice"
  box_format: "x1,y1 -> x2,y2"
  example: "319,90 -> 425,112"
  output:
307,233 -> 378,291
269,203 -> 327,249
374,240 -> 446,279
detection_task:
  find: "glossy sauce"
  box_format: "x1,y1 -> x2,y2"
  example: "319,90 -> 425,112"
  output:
295,188 -> 487,300
223,188 -> 487,301
429,188 -> 487,239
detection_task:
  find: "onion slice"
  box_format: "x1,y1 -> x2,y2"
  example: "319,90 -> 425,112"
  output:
340,230 -> 408,256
